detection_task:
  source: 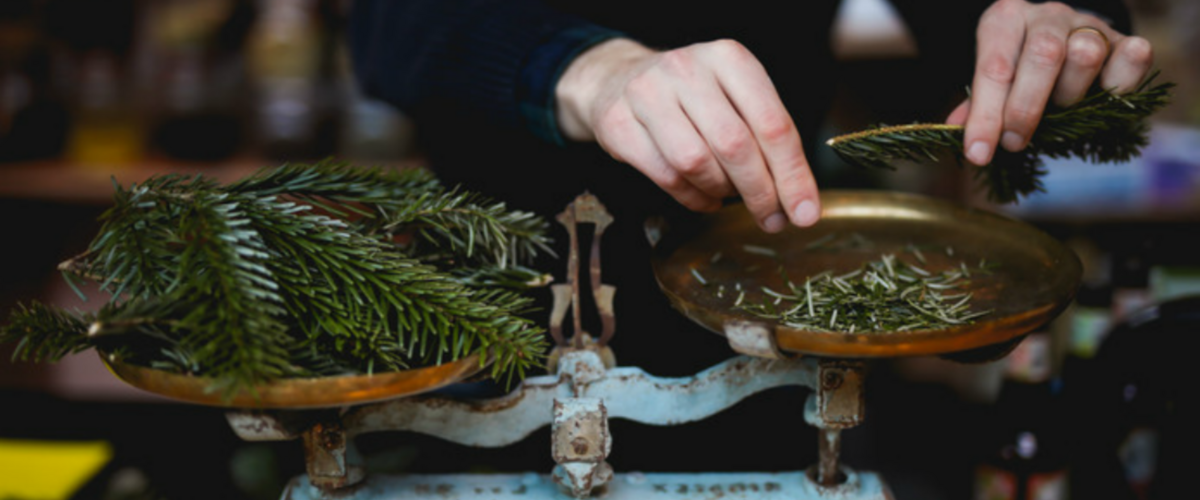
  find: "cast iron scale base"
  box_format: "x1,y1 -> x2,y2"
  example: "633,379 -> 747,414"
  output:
105,191 -> 1081,500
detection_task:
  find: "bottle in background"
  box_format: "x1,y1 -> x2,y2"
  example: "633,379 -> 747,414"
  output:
1111,240 -> 1154,325
246,0 -> 327,161
144,0 -> 246,162
1060,282 -> 1131,500
43,0 -> 144,167
65,51 -> 145,167
1090,298 -> 1188,500
975,331 -> 1069,500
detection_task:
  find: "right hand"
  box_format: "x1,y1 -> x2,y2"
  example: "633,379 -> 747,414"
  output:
946,0 -> 1154,167
555,38 -> 820,233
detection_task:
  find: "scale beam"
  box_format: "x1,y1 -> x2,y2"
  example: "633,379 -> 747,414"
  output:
229,354 -> 819,448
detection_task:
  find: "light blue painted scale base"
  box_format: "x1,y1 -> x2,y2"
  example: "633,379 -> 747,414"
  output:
283,471 -> 892,500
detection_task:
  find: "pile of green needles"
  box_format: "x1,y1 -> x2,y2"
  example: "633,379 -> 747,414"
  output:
698,243 -> 996,333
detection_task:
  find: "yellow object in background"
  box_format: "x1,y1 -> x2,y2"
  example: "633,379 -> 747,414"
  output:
0,439 -> 113,500
66,119 -> 145,167
65,52 -> 145,169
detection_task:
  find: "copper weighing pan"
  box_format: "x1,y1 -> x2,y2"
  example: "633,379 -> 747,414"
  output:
101,352 -> 488,409
649,190 -> 1081,358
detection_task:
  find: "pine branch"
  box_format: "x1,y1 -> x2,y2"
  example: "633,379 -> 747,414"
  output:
82,184 -> 296,393
0,301 -> 187,369
379,189 -> 555,269
81,176 -> 220,299
1,302 -> 92,362
826,71 -> 1174,203
241,194 -> 544,376
230,160 -> 554,270
1,162 -> 553,397
225,160 -> 440,209
159,192 -> 294,389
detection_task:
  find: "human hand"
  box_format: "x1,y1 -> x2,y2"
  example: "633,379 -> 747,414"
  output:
555,38 -> 820,233
946,0 -> 1155,166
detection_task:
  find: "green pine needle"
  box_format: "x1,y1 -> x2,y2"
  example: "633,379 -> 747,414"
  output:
826,71 -> 1174,203
379,188 -> 556,269
1,160 -> 552,397
0,302 -> 93,362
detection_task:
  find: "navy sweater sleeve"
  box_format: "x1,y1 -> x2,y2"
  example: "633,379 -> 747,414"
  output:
347,0 -> 622,146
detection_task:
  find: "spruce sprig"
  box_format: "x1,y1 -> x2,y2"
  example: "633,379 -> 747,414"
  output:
3,302 -> 93,362
826,72 -> 1174,203
1,161 -> 551,396
227,162 -> 555,269
378,189 -> 555,269
224,161 -> 441,217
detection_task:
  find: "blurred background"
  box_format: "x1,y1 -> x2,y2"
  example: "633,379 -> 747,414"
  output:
0,0 -> 1198,499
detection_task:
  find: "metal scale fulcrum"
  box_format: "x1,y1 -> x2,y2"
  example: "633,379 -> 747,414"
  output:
105,190 -> 1082,500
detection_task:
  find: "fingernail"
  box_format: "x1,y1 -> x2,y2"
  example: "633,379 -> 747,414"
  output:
794,199 -> 819,227
1001,131 -> 1025,152
763,212 -> 786,233
967,141 -> 991,166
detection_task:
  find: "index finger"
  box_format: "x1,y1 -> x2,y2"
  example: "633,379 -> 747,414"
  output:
964,2 -> 1026,166
708,41 -> 820,227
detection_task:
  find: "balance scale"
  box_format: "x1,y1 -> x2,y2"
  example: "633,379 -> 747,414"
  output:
103,191 -> 1081,500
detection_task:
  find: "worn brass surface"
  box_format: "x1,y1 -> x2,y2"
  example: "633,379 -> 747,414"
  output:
650,190 -> 1081,358
101,352 -> 488,409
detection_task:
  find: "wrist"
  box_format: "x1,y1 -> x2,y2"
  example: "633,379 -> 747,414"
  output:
555,38 -> 655,142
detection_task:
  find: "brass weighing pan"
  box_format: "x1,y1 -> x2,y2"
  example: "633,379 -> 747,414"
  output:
101,352 -> 488,409
650,190 -> 1081,358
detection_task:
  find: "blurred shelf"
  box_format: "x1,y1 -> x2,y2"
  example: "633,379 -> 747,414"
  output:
967,197 -> 1200,225
963,123 -> 1200,225
0,158 -> 268,205
0,157 -> 424,205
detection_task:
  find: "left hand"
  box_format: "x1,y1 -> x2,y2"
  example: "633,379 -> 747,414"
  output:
946,0 -> 1155,166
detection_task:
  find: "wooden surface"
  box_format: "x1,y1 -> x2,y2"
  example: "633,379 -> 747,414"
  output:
0,158 -> 269,205
0,157 -> 426,205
